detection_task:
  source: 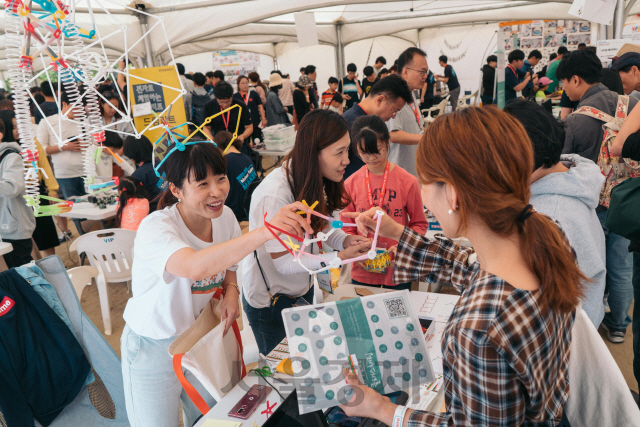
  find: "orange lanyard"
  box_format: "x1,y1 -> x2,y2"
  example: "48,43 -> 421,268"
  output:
365,161 -> 390,208
220,105 -> 230,130
508,65 -> 518,79
408,101 -> 421,126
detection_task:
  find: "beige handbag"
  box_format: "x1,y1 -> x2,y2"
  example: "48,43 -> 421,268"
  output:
168,288 -> 247,415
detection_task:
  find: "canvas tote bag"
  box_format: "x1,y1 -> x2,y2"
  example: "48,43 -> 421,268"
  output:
168,287 -> 247,414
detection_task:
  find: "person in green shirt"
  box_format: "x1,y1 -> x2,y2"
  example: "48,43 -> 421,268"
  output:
546,46 -> 568,92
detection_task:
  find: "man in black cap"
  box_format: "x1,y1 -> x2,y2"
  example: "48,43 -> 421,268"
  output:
612,52 -> 640,95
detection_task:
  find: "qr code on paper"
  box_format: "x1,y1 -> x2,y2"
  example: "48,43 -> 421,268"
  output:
384,297 -> 408,319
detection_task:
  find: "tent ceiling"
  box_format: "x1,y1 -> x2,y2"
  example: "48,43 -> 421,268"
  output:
2,0 -> 640,72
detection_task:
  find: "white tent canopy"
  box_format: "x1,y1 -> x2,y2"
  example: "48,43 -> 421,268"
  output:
3,0 -> 640,89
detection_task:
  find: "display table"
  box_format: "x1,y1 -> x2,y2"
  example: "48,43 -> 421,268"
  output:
255,146 -> 293,177
195,285 -> 457,426
57,204 -> 117,234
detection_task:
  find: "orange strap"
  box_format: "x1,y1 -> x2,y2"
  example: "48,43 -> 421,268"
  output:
173,288 -> 247,415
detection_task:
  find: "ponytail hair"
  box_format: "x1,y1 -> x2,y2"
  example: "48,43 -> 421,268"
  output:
417,107 -> 584,313
116,176 -> 148,227
350,115 -> 390,156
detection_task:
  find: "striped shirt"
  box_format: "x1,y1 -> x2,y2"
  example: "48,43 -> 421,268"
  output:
393,228 -> 575,426
321,90 -> 340,109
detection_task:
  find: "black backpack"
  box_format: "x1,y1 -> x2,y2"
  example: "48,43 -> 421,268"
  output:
190,91 -> 210,126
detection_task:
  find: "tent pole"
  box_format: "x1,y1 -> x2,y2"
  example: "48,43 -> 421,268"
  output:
613,0 -> 626,39
273,43 -> 279,70
138,13 -> 155,67
335,24 -> 345,80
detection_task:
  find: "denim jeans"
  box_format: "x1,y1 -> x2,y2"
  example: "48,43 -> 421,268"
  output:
633,251 -> 639,391
243,286 -> 315,356
57,177 -> 87,199
121,325 -> 216,427
598,210 -> 633,331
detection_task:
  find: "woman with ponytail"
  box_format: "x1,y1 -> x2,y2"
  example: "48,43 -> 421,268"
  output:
341,106 -> 585,426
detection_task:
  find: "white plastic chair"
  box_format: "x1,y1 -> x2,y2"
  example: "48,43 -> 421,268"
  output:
456,90 -> 478,110
67,266 -> 99,300
422,95 -> 450,129
71,229 -> 136,335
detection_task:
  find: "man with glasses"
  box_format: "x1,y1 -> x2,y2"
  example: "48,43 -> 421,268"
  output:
341,75 -> 413,179
385,47 -> 428,177
436,55 -> 461,111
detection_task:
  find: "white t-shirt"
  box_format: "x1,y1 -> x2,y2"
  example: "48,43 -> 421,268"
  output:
242,166 -> 346,309
123,204 -> 241,339
36,114 -> 84,179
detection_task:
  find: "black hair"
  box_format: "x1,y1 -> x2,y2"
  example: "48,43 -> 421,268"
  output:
158,142 -> 227,209
351,115 -> 390,156
347,63 -> 357,72
116,176 -> 149,227
212,70 -> 224,80
397,47 -> 427,74
375,56 -> 387,65
379,68 -> 389,75
40,81 -> 55,97
0,110 -> 15,142
529,50 -> 542,60
213,81 -> 234,99
184,74 -> 193,81
305,65 -> 316,74
363,66 -> 374,77
438,55 -> 448,64
34,93 -> 45,106
578,43 -> 587,48
369,74 -> 413,104
389,64 -> 398,73
601,68 -> 624,95
328,77 -> 339,85
206,71 -> 214,79
60,91 -> 71,106
193,72 -> 206,86
103,131 -> 123,149
508,49 -> 525,63
331,93 -> 343,104
558,46 -> 569,55
214,130 -> 240,151
487,55 -> 498,63
300,67 -> 306,73
549,53 -> 558,61
618,64 -> 636,73
503,98 -> 565,170
30,87 -> 42,94
123,134 -> 153,164
176,63 -> 185,75
556,50 -> 602,85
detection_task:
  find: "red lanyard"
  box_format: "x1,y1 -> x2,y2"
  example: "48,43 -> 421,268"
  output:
240,92 -> 249,105
358,103 -> 369,115
408,101 -> 421,126
220,105 -> 230,130
365,161 -> 390,208
508,65 -> 518,79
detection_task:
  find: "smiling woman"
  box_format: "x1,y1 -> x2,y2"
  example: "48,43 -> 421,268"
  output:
242,109 -> 373,356
119,141 -> 313,427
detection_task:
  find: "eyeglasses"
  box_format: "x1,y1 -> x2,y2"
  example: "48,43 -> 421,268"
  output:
384,96 -> 400,117
405,67 -> 429,77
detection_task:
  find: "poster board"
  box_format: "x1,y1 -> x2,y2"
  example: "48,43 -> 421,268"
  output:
212,50 -> 261,86
498,19 -> 593,75
128,66 -> 187,151
597,39 -> 627,65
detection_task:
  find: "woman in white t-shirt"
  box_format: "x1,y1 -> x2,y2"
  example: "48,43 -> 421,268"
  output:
243,109 -> 371,356
121,142 -> 312,427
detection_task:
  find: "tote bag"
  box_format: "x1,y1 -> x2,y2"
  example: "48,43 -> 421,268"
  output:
168,288 -> 247,414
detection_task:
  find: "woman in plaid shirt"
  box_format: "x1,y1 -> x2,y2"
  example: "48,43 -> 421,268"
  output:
341,107 -> 585,426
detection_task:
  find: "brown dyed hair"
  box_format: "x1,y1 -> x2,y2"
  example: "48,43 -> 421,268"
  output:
417,106 -> 584,313
284,109 -> 351,232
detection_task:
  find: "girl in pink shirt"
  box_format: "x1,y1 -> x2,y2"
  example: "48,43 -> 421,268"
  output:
340,115 -> 428,289
116,176 -> 150,231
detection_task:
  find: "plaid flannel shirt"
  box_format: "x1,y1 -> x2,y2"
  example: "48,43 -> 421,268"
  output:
393,228 -> 575,426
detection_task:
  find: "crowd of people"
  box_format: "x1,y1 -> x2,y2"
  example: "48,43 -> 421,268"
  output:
1,42 -> 639,427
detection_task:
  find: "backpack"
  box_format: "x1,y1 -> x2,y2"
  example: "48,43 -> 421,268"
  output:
190,91 -> 210,127
574,94 -> 640,207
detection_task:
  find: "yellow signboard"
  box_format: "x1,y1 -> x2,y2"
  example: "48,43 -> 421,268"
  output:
128,66 -> 187,147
